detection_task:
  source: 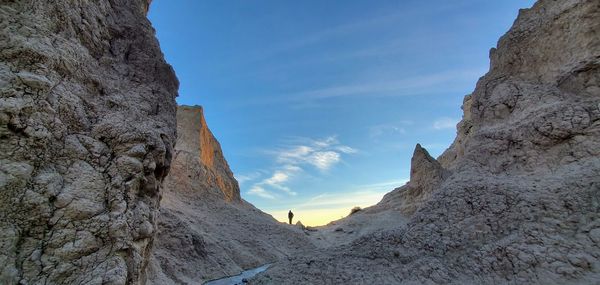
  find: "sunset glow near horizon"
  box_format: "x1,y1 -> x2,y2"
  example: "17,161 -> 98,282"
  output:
148,0 -> 535,226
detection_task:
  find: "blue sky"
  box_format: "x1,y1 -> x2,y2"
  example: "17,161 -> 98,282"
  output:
148,0 -> 535,225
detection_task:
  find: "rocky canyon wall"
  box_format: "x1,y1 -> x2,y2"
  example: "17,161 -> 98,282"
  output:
254,0 -> 600,283
148,106 -> 314,284
164,106 -> 241,202
0,1 -> 178,284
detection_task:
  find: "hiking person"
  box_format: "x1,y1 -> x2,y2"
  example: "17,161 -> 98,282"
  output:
288,210 -> 294,225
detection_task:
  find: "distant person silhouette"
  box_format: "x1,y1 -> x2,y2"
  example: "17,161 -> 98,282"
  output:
288,210 -> 294,225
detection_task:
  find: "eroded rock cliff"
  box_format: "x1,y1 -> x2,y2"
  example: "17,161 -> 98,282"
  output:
254,0 -> 600,283
0,1 -> 178,284
165,106 -> 240,202
148,106 -> 314,284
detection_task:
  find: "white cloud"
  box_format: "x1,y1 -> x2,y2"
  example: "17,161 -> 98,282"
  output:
262,168 -> 299,196
247,186 -> 277,200
264,171 -> 289,184
274,136 -> 354,171
247,165 -> 302,199
246,136 -> 356,200
307,151 -> 340,170
277,146 -> 314,163
313,136 -> 338,148
432,117 -> 459,130
335,145 -> 358,154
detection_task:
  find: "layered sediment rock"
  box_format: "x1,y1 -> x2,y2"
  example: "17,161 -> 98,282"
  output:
255,0 -> 600,283
0,1 -> 178,284
148,106 -> 314,284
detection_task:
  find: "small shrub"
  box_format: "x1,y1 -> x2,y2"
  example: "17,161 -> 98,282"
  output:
349,206 -> 362,215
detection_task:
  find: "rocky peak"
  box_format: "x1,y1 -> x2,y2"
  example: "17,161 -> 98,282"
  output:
164,105 -> 241,202
175,105 -> 219,168
409,143 -> 448,191
375,144 -> 448,216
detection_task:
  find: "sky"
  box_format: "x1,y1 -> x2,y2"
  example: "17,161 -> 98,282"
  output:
148,0 -> 536,226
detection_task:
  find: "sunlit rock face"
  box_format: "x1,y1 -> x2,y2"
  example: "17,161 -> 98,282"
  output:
147,106 -> 314,284
0,1 -> 178,284
167,106 -> 241,202
254,0 -> 600,283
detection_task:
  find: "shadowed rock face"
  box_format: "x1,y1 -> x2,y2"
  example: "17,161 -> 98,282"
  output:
147,106 -> 314,284
0,1 -> 178,284
254,0 -> 600,284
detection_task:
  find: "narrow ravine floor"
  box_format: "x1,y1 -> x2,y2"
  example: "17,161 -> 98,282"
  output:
204,264 -> 271,285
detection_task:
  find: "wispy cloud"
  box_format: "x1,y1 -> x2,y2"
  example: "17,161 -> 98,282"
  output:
242,1 -> 471,63
301,190 -> 386,210
262,166 -> 300,196
246,136 -> 357,200
245,165 -> 301,199
235,171 -> 265,186
274,136 -> 356,171
432,117 -> 459,130
290,68 -> 485,100
246,11 -> 409,62
351,179 -> 410,192
336,145 -> 358,154
248,186 -> 276,200
369,121 -> 413,138
234,67 -> 486,109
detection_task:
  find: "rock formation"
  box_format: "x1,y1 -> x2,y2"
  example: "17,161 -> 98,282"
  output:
0,1 -> 178,284
165,105 -> 240,202
308,144 -> 449,247
254,0 -> 600,283
147,106 -> 315,284
377,143 -> 449,215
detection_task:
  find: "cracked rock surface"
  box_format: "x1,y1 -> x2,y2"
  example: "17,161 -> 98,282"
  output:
253,0 -> 600,284
0,1 -> 177,284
